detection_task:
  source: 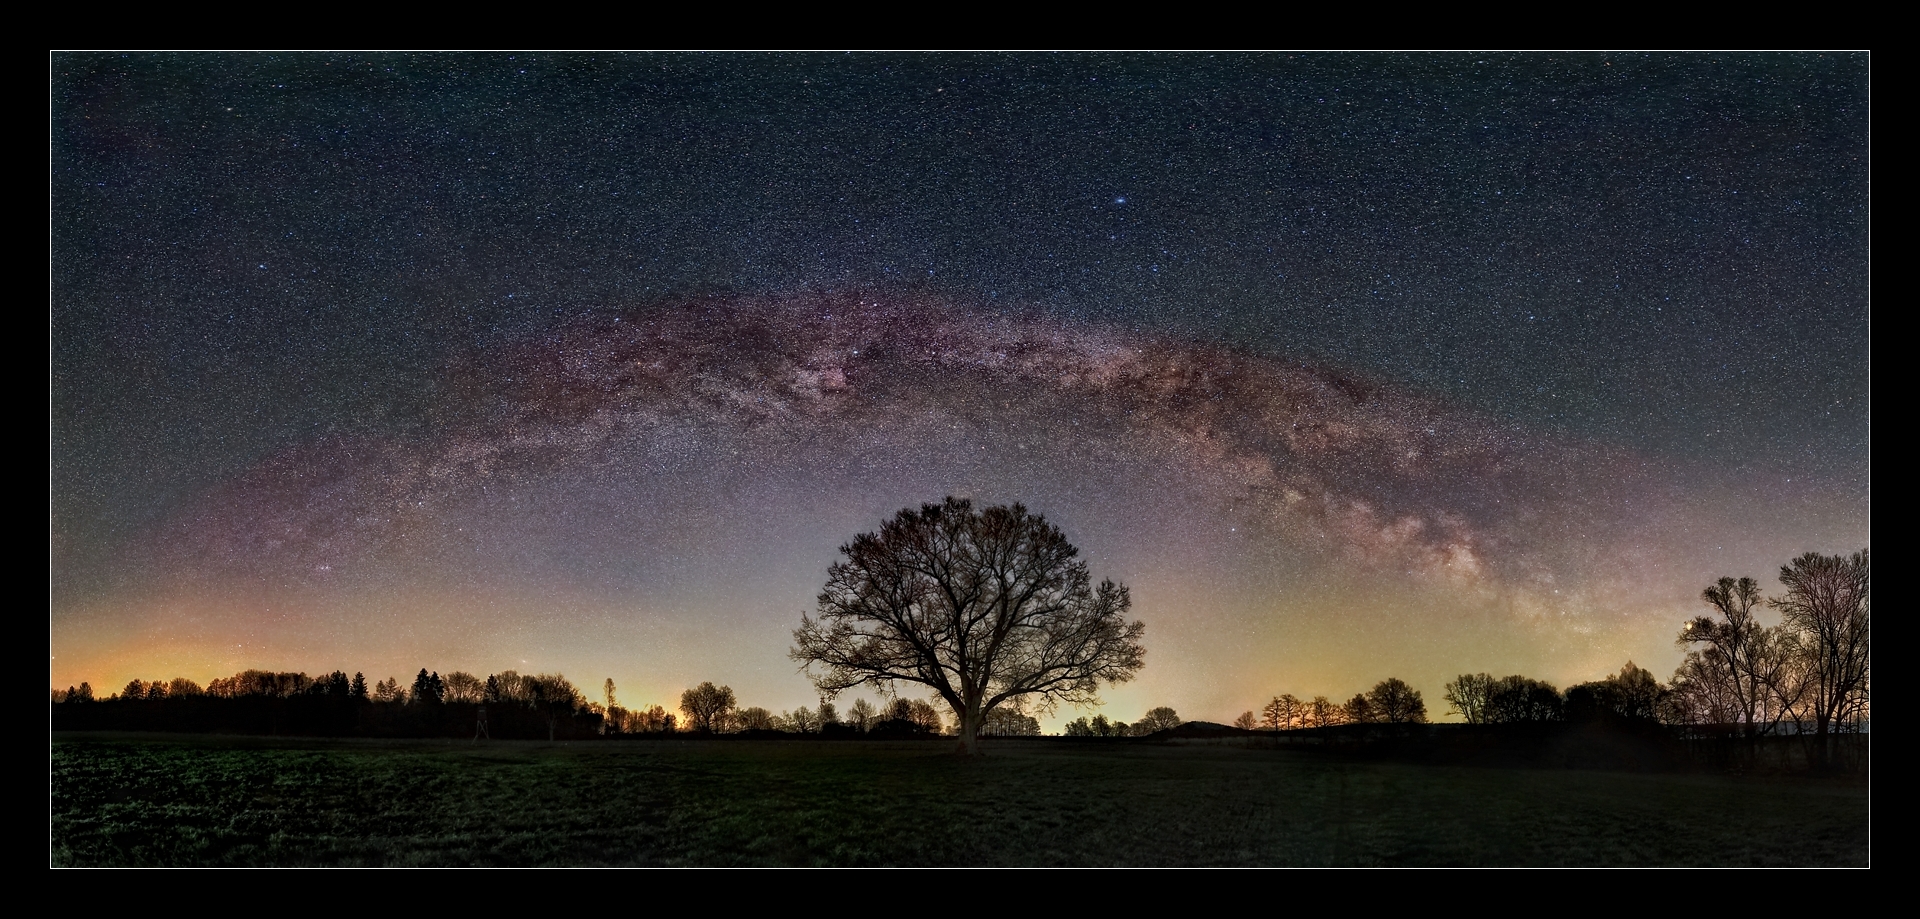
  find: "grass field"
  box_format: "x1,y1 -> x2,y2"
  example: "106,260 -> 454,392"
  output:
50,733 -> 1869,867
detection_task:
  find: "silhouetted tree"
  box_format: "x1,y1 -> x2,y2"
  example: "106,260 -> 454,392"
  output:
1667,648 -> 1741,726
629,704 -> 674,733
792,498 -> 1147,755
679,682 -> 737,733
783,706 -> 820,733
1773,550 -> 1870,747
1449,674 -> 1567,724
846,698 -> 876,732
1261,694 -> 1302,731
736,706 -> 779,731
1679,577 -> 1790,738
1136,706 -> 1182,734
1233,711 -> 1257,730
1566,662 -> 1665,723
373,677 -> 403,703
489,671 -> 527,703
523,673 -> 583,741
1343,693 -> 1376,724
411,669 -> 446,705
867,697 -> 941,736
1366,678 -> 1428,724
207,670 -> 313,698
350,673 -> 368,701
443,672 -> 485,704
981,706 -> 1042,736
1492,676 -> 1563,723
1309,695 -> 1335,727
1444,673 -> 1495,724
907,698 -> 944,733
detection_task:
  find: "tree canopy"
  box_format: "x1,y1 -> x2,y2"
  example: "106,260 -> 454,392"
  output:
679,682 -> 737,734
792,497 -> 1147,754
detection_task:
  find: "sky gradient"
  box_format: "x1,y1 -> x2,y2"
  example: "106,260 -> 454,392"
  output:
51,53 -> 1869,726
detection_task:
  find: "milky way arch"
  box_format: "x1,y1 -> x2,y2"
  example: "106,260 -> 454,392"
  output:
158,292 -> 1653,613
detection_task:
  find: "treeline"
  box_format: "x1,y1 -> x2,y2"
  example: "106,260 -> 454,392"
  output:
1438,549 -> 1871,757
1227,662 -> 1702,733
662,682 -> 1042,738
1228,550 -> 1867,736
1232,678 -> 1431,732
1062,706 -> 1183,737
51,668 -> 607,740
48,670 -> 1037,741
53,668 -> 580,708
1222,550 -> 1868,773
1442,662 -> 1666,725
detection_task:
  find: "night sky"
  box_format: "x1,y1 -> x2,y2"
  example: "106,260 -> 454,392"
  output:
51,53 -> 1869,725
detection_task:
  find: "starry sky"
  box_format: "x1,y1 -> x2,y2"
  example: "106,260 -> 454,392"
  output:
50,52 -> 1869,725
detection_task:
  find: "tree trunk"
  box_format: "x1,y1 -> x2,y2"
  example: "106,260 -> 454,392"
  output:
1814,710 -> 1831,770
957,706 -> 983,756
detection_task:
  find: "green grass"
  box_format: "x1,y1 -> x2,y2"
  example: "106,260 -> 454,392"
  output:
50,733 -> 1868,867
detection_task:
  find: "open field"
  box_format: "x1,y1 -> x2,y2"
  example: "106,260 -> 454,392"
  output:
50,733 -> 1868,867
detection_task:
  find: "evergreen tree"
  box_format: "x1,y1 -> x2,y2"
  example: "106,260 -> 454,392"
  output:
409,669 -> 447,704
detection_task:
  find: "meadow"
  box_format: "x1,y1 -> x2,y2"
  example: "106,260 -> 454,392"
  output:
50,733 -> 1867,867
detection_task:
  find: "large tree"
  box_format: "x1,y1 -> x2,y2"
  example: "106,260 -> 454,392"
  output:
1773,550 -> 1869,751
1444,673 -> 1496,724
792,497 -> 1147,754
1676,576 -> 1805,738
524,673 -> 582,741
1365,678 -> 1429,724
679,682 -> 737,733
1682,577 -> 1771,737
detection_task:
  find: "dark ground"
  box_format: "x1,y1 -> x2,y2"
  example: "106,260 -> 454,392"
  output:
50,732 -> 1868,867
